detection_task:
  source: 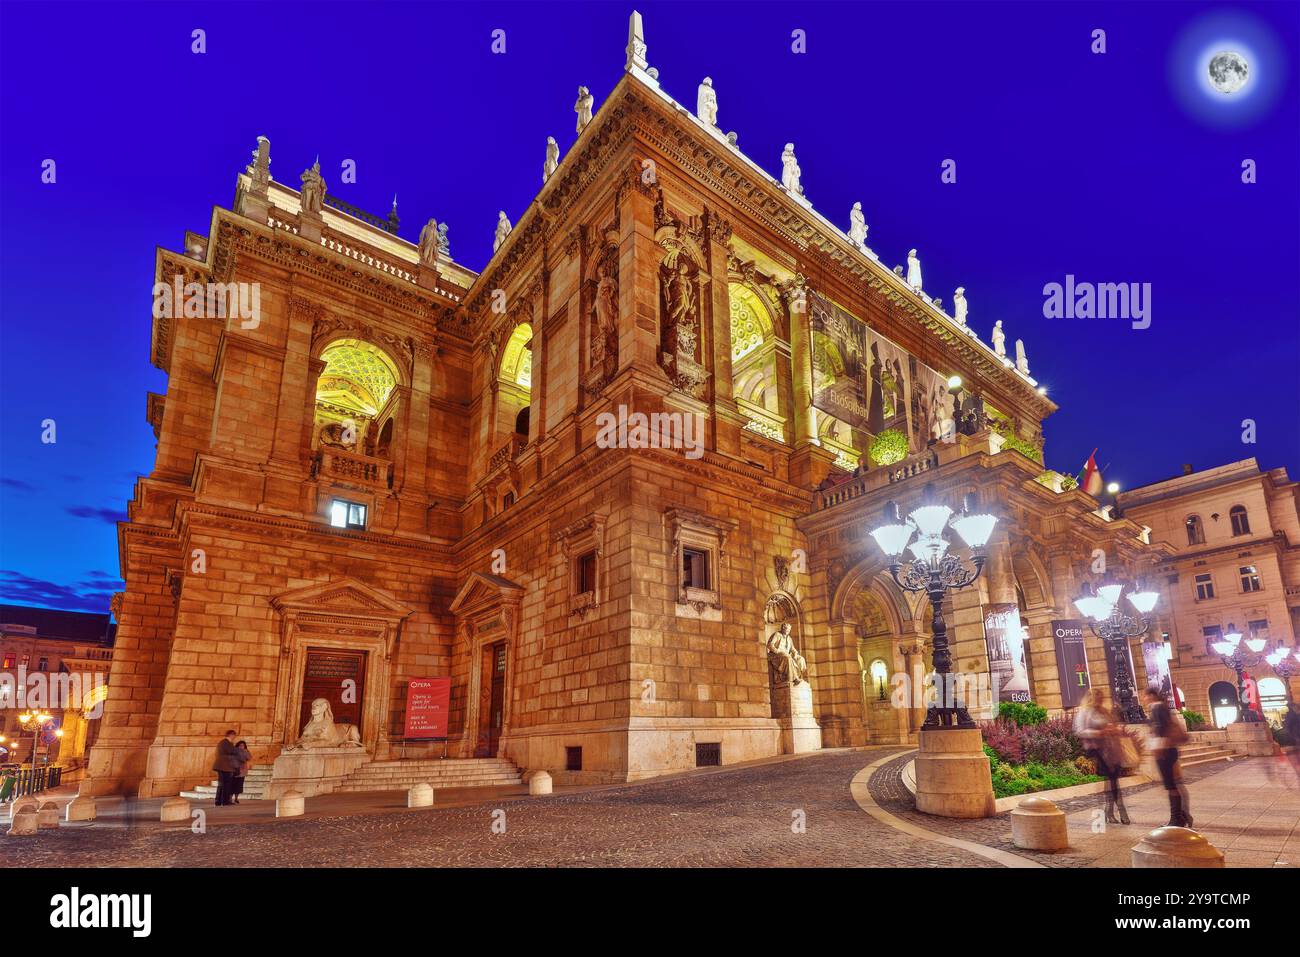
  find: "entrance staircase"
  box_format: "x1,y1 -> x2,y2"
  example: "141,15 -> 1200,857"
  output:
334,757 -> 522,793
1178,741 -> 1237,769
180,764 -> 273,802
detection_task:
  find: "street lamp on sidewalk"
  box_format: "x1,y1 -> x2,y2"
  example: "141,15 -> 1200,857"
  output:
1212,628 -> 1267,723
1073,579 -> 1160,724
18,710 -> 52,767
868,487 -> 998,729
1265,645 -> 1300,705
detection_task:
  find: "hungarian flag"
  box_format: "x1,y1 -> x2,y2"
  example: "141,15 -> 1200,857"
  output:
1078,449 -> 1103,497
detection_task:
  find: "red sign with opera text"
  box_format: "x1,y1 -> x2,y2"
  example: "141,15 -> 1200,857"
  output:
404,677 -> 451,739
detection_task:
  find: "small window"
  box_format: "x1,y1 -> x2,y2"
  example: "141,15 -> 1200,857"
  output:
695,742 -> 721,767
2,655 -> 13,669
502,491 -> 515,509
1201,624 -> 1223,656
1185,515 -> 1205,546
682,548 -> 711,590
576,550 -> 598,595
37,657 -> 48,672
1239,565 -> 1261,593
1248,619 -> 1269,643
1194,573 -> 1215,601
565,746 -> 582,772
329,498 -> 367,529
1229,505 -> 1250,537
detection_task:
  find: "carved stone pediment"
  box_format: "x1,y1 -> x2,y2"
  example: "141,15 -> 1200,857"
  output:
449,571 -> 524,616
271,578 -> 413,620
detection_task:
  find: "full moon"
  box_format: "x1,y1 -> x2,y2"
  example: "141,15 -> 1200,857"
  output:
1208,51 -> 1249,94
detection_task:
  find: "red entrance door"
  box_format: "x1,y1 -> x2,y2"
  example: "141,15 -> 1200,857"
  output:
299,648 -> 367,737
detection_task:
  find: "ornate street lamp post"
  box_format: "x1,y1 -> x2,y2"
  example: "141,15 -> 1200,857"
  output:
868,489 -> 997,729
1266,646 -> 1300,705
1211,628 -> 1267,723
18,710 -> 53,767
1073,580 -> 1160,724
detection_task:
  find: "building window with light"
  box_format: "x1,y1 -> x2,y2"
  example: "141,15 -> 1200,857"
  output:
868,658 -> 890,701
1185,514 -> 1205,546
1201,624 -> 1223,656
329,498 -> 367,530
1248,619 -> 1269,643
1193,573 -> 1215,601
1239,565 -> 1261,592
1229,505 -> 1250,537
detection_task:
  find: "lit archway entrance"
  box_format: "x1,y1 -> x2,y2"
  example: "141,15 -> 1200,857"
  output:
1209,680 -> 1239,727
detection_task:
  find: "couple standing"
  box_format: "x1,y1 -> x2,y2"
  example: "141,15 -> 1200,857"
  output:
212,730 -> 251,806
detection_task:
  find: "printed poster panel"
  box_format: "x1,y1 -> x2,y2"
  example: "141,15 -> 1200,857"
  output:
908,355 -> 956,454
1052,619 -> 1092,709
808,290 -> 871,434
984,603 -> 1031,702
404,676 -> 452,739
1141,641 -> 1173,702
863,328 -> 911,439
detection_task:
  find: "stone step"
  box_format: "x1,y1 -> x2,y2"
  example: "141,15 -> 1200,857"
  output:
340,772 -> 523,785
338,774 -> 523,788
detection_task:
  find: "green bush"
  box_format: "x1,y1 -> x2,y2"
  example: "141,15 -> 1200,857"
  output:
1180,709 -> 1208,731
868,428 -> 908,467
997,701 -> 1048,727
989,758 -> 1102,799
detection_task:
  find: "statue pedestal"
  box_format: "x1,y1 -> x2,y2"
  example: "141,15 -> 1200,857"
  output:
913,728 -> 996,819
1225,720 -> 1275,757
268,747 -> 369,799
775,681 -> 822,754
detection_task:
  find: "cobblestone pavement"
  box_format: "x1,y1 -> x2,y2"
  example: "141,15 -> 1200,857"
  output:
6,749 -> 1001,868
869,751 -> 1300,868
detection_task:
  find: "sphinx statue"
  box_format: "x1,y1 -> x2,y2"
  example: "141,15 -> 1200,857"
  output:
285,698 -> 362,751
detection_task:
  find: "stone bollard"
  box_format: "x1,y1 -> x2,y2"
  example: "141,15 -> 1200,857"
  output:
408,783 -> 434,808
528,771 -> 553,796
1132,826 -> 1224,868
276,790 -> 305,818
9,798 -> 37,818
1010,797 -> 1069,851
7,809 -> 38,836
160,797 -> 191,823
65,796 -> 97,822
37,801 -> 61,829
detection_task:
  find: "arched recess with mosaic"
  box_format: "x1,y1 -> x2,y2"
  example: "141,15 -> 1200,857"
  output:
728,280 -> 787,444
311,336 -> 405,462
496,320 -> 534,442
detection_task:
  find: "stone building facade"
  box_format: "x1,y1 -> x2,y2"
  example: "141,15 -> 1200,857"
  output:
1117,460 -> 1300,724
83,15 -> 1178,797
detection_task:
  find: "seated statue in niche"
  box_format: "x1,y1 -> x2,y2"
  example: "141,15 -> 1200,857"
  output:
767,622 -> 808,686
285,698 -> 362,751
318,421 -> 354,450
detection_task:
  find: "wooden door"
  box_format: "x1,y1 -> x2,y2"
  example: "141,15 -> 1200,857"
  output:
299,648 -> 367,736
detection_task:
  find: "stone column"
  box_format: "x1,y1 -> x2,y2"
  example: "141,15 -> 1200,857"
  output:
772,338 -> 796,445
616,168 -> 663,377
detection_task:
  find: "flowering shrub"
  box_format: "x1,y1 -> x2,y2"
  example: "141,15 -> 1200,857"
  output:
868,428 -> 908,466
1022,717 -> 1083,764
981,720 -> 1025,765
998,701 -> 1048,727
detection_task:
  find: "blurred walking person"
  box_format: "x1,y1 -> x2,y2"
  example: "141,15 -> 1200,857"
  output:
1074,688 -> 1129,824
1145,687 -> 1192,827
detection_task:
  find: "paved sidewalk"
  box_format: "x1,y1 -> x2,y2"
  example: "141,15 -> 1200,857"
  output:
867,750 -> 1300,868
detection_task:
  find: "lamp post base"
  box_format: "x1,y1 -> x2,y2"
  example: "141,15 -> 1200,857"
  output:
913,727 -> 996,819
1225,720 -> 1274,757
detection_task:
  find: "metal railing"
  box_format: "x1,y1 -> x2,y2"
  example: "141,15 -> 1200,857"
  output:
0,765 -> 62,802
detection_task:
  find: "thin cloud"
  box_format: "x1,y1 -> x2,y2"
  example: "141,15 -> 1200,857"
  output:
65,505 -> 127,524
0,569 -> 122,613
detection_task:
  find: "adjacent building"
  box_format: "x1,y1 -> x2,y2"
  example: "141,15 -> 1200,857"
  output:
1,604 -> 115,771
1118,459 -> 1300,725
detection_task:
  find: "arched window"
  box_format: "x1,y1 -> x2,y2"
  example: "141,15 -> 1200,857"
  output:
868,658 -> 889,702
314,339 -> 400,455
495,322 -> 533,448
1229,505 -> 1250,537
728,282 -> 784,442
1185,514 -> 1205,546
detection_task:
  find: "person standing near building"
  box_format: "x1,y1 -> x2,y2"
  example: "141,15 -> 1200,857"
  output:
1144,687 -> 1192,827
230,739 -> 252,805
212,730 -> 241,807
1074,688 -> 1129,825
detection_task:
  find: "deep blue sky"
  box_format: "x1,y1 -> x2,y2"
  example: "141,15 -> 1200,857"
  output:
1,1 -> 1297,613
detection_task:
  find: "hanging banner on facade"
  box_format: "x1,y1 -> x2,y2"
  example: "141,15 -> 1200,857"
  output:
404,677 -> 452,739
808,290 -> 872,434
908,355 -> 955,453
1052,619 -> 1092,709
863,328 -> 911,439
984,603 -> 1031,702
1141,641 -> 1173,702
